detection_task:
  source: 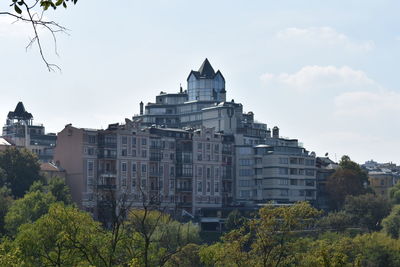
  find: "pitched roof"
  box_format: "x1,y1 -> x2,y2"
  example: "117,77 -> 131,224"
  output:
198,58 -> 215,78
0,138 -> 11,146
187,58 -> 220,80
7,102 -> 33,120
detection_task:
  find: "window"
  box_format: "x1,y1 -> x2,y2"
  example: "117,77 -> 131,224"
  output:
88,135 -> 96,144
206,182 -> 211,192
214,144 -> 219,153
215,181 -> 219,193
197,143 -> 202,150
239,169 -> 253,176
141,164 -> 147,173
132,149 -> 136,157
215,167 -> 219,178
197,181 -> 202,193
279,179 -> 288,185
132,179 -> 136,189
122,136 -> 127,145
88,148 -> 94,155
121,162 -> 127,173
255,168 -> 262,175
290,168 -> 298,175
305,159 -> 315,166
239,159 -> 253,166
197,153 -> 202,161
206,143 -> 210,150
132,163 -> 137,174
305,169 -> 314,176
121,149 -> 127,156
122,178 -> 127,186
142,138 -> 147,146
207,168 -> 211,179
380,179 -> 385,186
239,180 -> 252,187
170,167 -> 175,176
290,158 -> 298,164
279,158 -> 289,164
306,190 -> 313,197
142,150 -> 147,158
305,180 -> 315,187
239,147 -> 252,155
87,161 -> 94,177
141,179 -> 146,188
132,137 -> 136,146
290,179 -> 297,185
197,167 -> 203,177
183,165 -> 192,176
278,168 -> 289,175
169,180 -> 174,190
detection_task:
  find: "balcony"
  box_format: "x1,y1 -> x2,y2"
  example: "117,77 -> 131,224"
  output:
98,171 -> 117,177
97,184 -> 117,190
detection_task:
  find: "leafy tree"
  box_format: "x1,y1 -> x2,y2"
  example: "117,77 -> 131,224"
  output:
326,156 -> 368,210
0,238 -> 23,267
0,187 -> 13,235
14,202 -> 109,267
47,177 -> 72,204
317,210 -> 353,232
125,208 -> 200,267
200,202 -> 321,267
4,190 -> 56,236
389,183 -> 400,205
382,205 -> 400,239
165,243 -> 201,267
344,193 -> 391,232
225,209 -> 247,231
0,148 -> 42,198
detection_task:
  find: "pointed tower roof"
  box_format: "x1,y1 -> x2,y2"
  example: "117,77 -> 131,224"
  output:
198,58 -> 215,78
7,102 -> 33,120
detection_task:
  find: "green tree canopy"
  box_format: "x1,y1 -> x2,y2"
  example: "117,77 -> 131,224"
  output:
326,156 -> 369,210
344,193 -> 391,232
382,205 -> 400,239
0,187 -> 13,235
0,148 -> 42,198
4,189 -> 56,236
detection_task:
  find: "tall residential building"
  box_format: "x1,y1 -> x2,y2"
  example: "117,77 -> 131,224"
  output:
2,102 -> 56,162
55,59 -> 316,223
54,122 -> 233,220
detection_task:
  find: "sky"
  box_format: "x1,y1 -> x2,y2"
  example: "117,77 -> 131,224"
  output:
1,0 -> 400,164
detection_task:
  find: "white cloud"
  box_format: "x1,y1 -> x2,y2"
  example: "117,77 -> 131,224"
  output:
260,65 -> 375,92
334,90 -> 400,119
276,27 -> 374,51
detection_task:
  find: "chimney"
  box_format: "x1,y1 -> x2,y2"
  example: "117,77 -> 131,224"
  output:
140,101 -> 144,115
180,84 -> 183,93
272,126 -> 279,138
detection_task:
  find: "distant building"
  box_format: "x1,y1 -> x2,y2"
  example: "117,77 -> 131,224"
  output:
362,160 -> 400,199
2,102 -> 56,162
40,162 -> 66,181
368,171 -> 397,198
315,157 -> 338,211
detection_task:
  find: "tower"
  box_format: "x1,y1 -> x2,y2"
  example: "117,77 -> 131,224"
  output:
186,58 -> 226,102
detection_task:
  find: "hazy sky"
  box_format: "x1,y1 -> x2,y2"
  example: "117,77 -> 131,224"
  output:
1,0 -> 399,164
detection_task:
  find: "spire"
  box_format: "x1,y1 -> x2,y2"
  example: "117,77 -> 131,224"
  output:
7,102 -> 33,121
198,58 -> 215,78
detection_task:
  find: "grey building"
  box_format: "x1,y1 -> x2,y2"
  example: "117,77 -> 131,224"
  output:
2,102 -> 56,162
